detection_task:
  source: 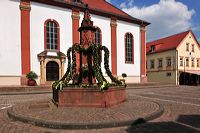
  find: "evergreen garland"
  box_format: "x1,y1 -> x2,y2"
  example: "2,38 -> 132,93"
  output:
102,46 -> 122,85
52,42 -> 122,91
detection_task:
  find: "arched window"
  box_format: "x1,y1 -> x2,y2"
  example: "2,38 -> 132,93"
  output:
44,19 -> 60,50
95,27 -> 101,46
125,33 -> 134,63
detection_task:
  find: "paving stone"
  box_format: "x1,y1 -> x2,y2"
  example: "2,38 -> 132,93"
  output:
0,85 -> 199,132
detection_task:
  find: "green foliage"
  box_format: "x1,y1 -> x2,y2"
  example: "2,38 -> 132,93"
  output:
52,80 -> 64,91
100,81 -> 110,91
122,73 -> 127,78
51,42 -> 124,92
101,46 -> 122,85
26,71 -> 38,80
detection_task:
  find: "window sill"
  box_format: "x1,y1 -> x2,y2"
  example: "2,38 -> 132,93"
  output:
125,62 -> 134,64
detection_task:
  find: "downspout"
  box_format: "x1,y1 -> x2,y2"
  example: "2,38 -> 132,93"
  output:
176,49 -> 178,85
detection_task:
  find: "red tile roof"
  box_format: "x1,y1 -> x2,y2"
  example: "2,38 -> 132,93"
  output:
32,0 -> 150,26
82,0 -> 128,17
146,30 -> 190,54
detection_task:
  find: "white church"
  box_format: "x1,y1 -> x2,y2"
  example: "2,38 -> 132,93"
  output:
0,0 -> 149,86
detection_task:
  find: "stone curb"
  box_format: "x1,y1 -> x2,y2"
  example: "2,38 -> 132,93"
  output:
126,85 -> 178,89
0,85 -> 178,96
0,91 -> 51,96
7,102 -> 164,130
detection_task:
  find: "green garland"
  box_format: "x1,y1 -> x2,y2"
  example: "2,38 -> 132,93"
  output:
102,46 -> 122,85
52,42 -> 122,91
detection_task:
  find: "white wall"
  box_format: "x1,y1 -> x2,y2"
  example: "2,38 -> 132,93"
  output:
0,0 -> 21,76
80,13 -> 111,76
117,20 -> 141,77
30,2 -> 72,76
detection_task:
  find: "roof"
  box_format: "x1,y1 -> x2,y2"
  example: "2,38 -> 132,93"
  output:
146,30 -> 191,54
82,0 -> 128,17
31,0 -> 150,26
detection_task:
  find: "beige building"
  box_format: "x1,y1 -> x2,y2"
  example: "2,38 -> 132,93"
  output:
146,30 -> 200,85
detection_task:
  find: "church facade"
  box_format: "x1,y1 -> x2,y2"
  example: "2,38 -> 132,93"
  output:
0,0 -> 149,86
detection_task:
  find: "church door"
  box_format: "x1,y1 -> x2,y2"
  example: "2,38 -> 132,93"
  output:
46,61 -> 59,81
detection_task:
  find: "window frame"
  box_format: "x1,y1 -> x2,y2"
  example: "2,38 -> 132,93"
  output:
94,27 -> 102,46
125,32 -> 134,64
150,59 -> 155,69
150,45 -> 155,53
186,58 -> 189,67
192,44 -> 195,52
186,43 -> 189,51
197,58 -> 200,67
158,58 -> 163,68
180,57 -> 183,67
166,57 -> 172,67
94,27 -> 102,62
191,58 -> 195,67
44,19 -> 60,51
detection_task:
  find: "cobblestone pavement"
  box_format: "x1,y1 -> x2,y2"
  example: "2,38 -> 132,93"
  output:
0,85 -> 200,132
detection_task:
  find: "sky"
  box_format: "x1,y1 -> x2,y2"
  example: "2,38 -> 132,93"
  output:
106,0 -> 200,42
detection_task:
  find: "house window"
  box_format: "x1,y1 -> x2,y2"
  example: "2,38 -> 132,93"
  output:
150,60 -> 155,69
158,59 -> 163,68
95,27 -> 101,46
166,72 -> 171,77
166,57 -> 171,67
192,44 -> 195,52
45,20 -> 59,50
186,43 -> 189,51
125,33 -> 134,63
191,58 -> 195,67
180,57 -> 183,66
197,59 -> 200,67
186,58 -> 189,67
150,45 -> 155,53
73,0 -> 82,2
146,61 -> 148,69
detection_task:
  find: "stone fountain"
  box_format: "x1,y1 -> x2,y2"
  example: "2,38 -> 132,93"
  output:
52,5 -> 126,108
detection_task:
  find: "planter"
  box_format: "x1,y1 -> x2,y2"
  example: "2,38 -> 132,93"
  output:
27,79 -> 37,86
53,87 -> 127,108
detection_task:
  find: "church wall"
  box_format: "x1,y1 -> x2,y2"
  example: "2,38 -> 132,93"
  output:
30,2 -> 72,77
0,0 -> 21,85
117,20 -> 141,83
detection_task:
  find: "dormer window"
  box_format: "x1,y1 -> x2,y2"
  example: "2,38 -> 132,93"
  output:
150,45 -> 155,53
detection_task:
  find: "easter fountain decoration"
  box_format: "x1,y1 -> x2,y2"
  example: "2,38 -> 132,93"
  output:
52,5 -> 126,108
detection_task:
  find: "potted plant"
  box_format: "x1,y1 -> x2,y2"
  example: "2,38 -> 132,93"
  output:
26,71 -> 38,86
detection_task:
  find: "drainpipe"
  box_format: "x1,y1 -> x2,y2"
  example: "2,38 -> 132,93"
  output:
176,50 -> 179,85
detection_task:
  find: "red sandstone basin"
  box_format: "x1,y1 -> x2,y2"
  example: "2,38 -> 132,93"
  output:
54,87 -> 127,108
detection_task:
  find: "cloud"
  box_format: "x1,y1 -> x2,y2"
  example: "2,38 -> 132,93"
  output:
121,0 -> 195,41
120,0 -> 134,8
106,0 -> 111,3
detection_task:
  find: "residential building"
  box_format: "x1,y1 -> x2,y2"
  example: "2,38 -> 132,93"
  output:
146,30 -> 200,85
0,0 -> 149,85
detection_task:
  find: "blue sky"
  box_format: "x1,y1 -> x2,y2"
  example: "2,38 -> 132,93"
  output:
107,0 -> 200,42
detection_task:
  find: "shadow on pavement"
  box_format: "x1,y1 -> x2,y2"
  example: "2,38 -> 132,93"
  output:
176,115 -> 200,128
126,120 -> 199,133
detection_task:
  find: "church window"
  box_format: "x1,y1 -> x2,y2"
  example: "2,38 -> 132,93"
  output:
95,27 -> 102,62
95,27 -> 101,46
125,33 -> 134,63
45,20 -> 59,50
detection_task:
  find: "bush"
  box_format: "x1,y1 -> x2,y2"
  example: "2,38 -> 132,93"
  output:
26,71 -> 38,80
121,73 -> 127,78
